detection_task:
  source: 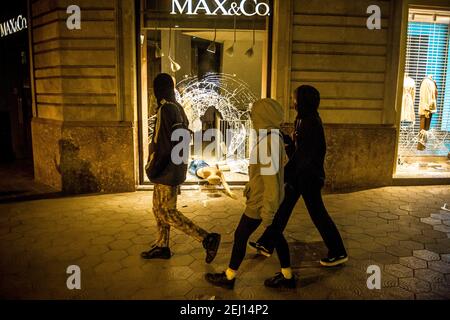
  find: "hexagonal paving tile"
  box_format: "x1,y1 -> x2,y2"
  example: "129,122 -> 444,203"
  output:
399,277 -> 431,293
378,213 -> 399,221
371,252 -> 398,265
386,246 -> 413,258
399,256 -> 428,269
425,243 -> 450,254
94,261 -> 123,274
91,236 -> 115,245
127,244 -> 149,256
431,282 -> 450,297
101,250 -> 128,262
167,254 -> 195,267
109,239 -> 133,251
84,245 -> 109,255
385,264 -> 414,278
434,225 -> 450,233
381,273 -> 399,288
413,250 -> 440,261
420,217 -> 443,226
382,286 -> 415,300
431,213 -> 450,220
441,254 -> 450,263
415,292 -> 447,300
399,241 -> 424,251
414,268 -> 447,284
428,261 -> 450,274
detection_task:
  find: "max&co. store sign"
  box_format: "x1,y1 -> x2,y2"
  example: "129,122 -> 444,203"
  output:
0,15 -> 27,38
170,0 -> 270,16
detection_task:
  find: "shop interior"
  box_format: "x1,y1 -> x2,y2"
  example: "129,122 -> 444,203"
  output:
396,8 -> 450,179
140,1 -> 269,187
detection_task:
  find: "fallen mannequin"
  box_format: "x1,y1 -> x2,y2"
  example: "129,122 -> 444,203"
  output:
189,160 -> 237,199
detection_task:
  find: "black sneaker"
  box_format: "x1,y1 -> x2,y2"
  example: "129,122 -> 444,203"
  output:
205,272 -> 235,290
320,254 -> 348,267
141,246 -> 171,260
202,233 -> 221,264
264,272 -> 296,289
248,241 -> 272,257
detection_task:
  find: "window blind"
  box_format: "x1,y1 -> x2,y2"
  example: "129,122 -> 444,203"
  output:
400,21 -> 450,156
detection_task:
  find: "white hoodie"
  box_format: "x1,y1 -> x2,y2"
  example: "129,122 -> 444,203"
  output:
244,98 -> 286,226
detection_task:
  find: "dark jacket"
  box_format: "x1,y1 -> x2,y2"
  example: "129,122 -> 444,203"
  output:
146,100 -> 190,186
284,113 -> 326,189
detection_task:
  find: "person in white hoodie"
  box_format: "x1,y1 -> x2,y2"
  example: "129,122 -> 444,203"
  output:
205,98 -> 294,289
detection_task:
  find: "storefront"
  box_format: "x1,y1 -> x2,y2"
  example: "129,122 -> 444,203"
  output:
27,0 -> 450,194
395,7 -> 450,179
1,1 -> 33,163
138,0 -> 272,185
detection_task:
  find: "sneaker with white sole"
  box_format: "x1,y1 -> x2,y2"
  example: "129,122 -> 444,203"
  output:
320,254 -> 348,267
248,241 -> 272,257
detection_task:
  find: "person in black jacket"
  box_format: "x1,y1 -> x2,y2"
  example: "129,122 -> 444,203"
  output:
141,73 -> 221,263
249,85 -> 347,288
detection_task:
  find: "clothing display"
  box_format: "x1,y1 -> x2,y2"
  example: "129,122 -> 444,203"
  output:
419,76 -> 438,116
401,76 -> 416,123
420,114 -> 433,131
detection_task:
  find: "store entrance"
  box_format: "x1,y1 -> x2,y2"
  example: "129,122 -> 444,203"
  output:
395,8 -> 450,179
138,0 -> 270,185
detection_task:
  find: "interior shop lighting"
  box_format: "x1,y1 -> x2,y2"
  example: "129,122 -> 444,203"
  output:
207,28 -> 217,54
168,27 -> 181,72
155,42 -> 164,58
245,28 -> 255,58
226,16 -> 237,57
154,22 -> 164,58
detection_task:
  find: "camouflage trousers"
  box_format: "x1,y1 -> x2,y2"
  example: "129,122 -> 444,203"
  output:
152,184 -> 208,247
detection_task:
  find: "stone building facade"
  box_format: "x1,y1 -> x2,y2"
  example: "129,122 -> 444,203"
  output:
27,0 -> 450,193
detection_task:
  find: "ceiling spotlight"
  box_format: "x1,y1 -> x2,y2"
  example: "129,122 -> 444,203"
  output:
155,43 -> 164,58
245,46 -> 254,58
226,16 -> 237,57
225,44 -> 234,57
168,27 -> 180,72
207,28 -> 217,54
246,24 -> 256,58
169,56 -> 181,72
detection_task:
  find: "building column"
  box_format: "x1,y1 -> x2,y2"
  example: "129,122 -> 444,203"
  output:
29,0 -> 138,193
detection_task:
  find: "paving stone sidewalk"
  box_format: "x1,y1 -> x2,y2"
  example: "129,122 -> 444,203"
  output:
0,186 -> 449,300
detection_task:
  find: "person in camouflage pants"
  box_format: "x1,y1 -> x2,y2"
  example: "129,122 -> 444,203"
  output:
141,73 -> 221,263
152,184 -> 208,247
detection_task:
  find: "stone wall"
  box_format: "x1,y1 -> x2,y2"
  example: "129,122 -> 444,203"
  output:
29,0 -> 138,194
32,118 -> 135,193
281,123 -> 396,191
288,0 -> 395,124
324,124 -> 396,191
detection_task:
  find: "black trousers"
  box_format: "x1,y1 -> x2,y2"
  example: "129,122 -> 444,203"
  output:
228,213 -> 292,270
257,181 -> 347,264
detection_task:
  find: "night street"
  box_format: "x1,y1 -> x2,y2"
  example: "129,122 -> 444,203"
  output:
1,186 -> 449,299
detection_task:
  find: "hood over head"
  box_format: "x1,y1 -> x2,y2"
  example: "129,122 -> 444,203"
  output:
153,73 -> 176,104
250,98 -> 284,130
295,85 -> 320,119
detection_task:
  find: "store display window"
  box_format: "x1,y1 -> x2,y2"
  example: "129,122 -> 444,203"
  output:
396,8 -> 450,178
138,0 -> 271,185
